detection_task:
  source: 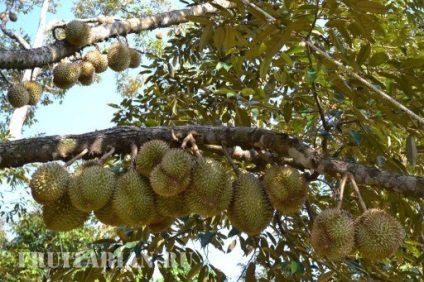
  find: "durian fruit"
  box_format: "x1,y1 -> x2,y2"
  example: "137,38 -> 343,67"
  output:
23,81 -> 43,105
147,211 -> 175,233
30,163 -> 70,204
94,194 -> 126,226
68,165 -> 115,212
150,165 -> 191,197
310,208 -> 355,259
83,49 -> 108,73
9,11 -> 17,22
227,173 -> 274,236
113,170 -> 156,226
262,166 -> 308,214
107,42 -> 131,72
78,61 -> 96,86
64,20 -> 91,47
156,193 -> 191,218
43,195 -> 90,232
53,62 -> 81,89
129,48 -> 141,68
354,209 -> 405,260
7,83 -> 30,108
160,149 -> 193,178
185,158 -> 232,217
74,160 -> 100,176
135,140 -> 170,177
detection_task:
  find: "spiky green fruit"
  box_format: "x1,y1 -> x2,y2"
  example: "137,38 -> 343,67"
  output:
65,20 -> 91,47
78,61 -> 95,86
129,48 -> 141,68
160,149 -> 193,178
262,166 -> 308,214
94,195 -> 126,226
30,163 -> 70,204
355,209 -> 405,260
74,160 -> 100,176
83,49 -> 108,73
7,83 -> 30,108
43,195 -> 90,232
227,173 -> 274,236
69,166 -> 115,212
136,140 -> 170,177
185,158 -> 232,217
147,211 -> 175,233
53,62 -> 81,89
310,208 -> 355,259
107,42 -> 131,72
150,165 -> 191,197
113,170 -> 156,226
23,81 -> 43,105
156,193 -> 191,218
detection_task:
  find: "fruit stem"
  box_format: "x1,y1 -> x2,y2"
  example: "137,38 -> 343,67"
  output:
63,148 -> 89,168
336,173 -> 348,210
181,131 -> 201,157
98,146 -> 115,165
222,141 -> 241,176
130,143 -> 138,169
348,173 -> 368,212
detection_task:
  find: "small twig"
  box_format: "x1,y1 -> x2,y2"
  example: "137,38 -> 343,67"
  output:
336,173 -> 348,210
241,0 -> 276,23
304,199 -> 314,221
348,173 -> 368,212
257,149 -> 276,165
0,70 -> 12,85
63,148 -> 89,168
221,141 -> 241,176
0,24 -> 31,49
171,130 -> 178,142
130,143 -> 138,169
98,146 -> 115,165
181,131 -> 201,157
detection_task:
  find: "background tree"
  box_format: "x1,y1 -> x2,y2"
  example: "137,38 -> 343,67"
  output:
0,0 -> 423,281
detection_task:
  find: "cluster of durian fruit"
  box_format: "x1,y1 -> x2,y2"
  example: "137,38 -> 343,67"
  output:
6,20 -> 142,108
28,140 -> 308,236
52,20 -> 141,90
310,207 -> 405,261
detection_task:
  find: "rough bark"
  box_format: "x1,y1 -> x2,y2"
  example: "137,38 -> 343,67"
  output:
0,126 -> 422,199
0,0 -> 235,69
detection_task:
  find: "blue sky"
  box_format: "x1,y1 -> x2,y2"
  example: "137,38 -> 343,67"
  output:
0,1 -> 253,280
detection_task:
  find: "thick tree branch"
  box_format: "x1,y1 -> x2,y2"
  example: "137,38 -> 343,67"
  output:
0,0 -> 236,69
0,126 -> 422,199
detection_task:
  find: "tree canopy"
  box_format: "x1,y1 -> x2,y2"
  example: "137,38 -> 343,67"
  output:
0,0 -> 423,281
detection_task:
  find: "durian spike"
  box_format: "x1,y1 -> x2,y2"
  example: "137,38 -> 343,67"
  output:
336,173 -> 348,210
181,131 -> 201,157
348,173 -> 368,212
64,148 -> 89,168
222,141 -> 241,176
98,146 -> 115,165
130,143 -> 138,169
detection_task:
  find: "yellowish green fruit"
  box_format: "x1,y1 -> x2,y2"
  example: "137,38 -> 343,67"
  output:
310,208 -> 355,259
30,163 -> 70,204
186,158 -> 232,217
160,149 -> 193,178
227,173 -> 274,236
107,42 -> 131,72
150,165 -> 190,197
83,49 -> 108,73
129,48 -> 141,68
113,170 -> 156,226
53,62 -> 81,89
69,166 -> 115,212
147,211 -> 175,233
23,81 -> 43,105
136,140 -> 170,177
74,160 -> 100,177
7,83 -> 30,108
262,166 -> 308,214
65,20 -> 91,47
43,195 -> 90,232
354,209 -> 405,260
94,195 -> 126,226
156,193 -> 191,218
78,61 -> 95,86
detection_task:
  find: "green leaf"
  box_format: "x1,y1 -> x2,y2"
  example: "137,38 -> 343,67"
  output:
245,262 -> 256,282
369,52 -> 389,66
406,135 -> 418,168
402,58 -> 424,69
199,24 -> 213,50
226,240 -> 237,253
356,44 -> 371,66
241,88 -> 255,96
283,102 -> 292,123
356,1 -> 388,14
349,129 -> 362,146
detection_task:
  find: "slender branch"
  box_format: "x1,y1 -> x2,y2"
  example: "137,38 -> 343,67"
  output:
348,173 -> 368,212
336,173 -> 348,210
0,24 -> 31,49
221,141 -> 241,176
63,148 -> 89,168
0,70 -> 12,85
